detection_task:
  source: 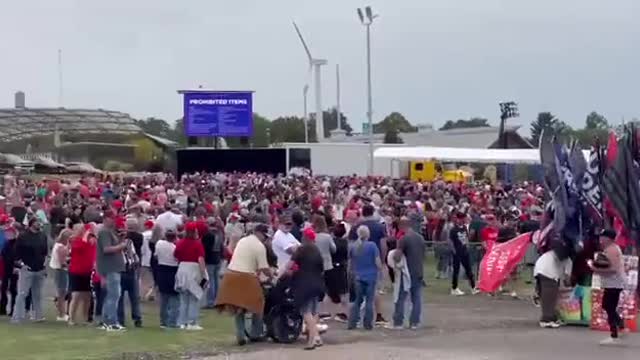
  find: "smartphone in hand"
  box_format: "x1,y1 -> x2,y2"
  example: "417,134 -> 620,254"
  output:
199,278 -> 209,289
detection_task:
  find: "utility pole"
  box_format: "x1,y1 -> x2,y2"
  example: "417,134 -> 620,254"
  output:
358,6 -> 379,175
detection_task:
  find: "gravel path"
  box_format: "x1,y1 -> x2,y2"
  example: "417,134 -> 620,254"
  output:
201,294 -> 640,360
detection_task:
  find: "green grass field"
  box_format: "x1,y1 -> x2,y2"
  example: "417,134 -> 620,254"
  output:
0,253 -> 532,360
0,305 -> 234,360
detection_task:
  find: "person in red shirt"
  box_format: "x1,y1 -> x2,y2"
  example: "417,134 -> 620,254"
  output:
68,224 -> 97,325
173,222 -> 208,330
480,214 -> 499,253
193,208 -> 208,240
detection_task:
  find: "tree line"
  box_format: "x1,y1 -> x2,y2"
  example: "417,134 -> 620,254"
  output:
136,109 -> 620,148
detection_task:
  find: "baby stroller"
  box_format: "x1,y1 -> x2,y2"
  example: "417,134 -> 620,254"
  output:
246,275 -> 303,344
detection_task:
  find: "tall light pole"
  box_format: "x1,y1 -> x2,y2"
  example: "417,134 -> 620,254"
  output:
303,84 -> 309,143
336,64 -> 342,131
358,6 -> 379,175
498,101 -> 519,182
498,101 -> 519,149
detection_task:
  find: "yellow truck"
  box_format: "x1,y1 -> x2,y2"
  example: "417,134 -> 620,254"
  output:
409,160 -> 473,183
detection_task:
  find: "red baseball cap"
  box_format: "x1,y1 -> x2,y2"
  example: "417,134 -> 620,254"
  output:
112,200 -> 123,210
144,220 -> 154,230
303,227 -> 316,241
185,221 -> 198,233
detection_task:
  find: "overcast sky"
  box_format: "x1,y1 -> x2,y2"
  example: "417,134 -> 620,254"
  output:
1,0 -> 638,134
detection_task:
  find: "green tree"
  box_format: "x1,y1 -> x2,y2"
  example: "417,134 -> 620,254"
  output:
172,118 -> 188,145
374,112 -> 417,134
136,117 -> 173,138
585,111 -> 609,130
571,112 -> 610,147
383,128 -> 403,144
530,112 -> 570,145
439,117 -> 490,130
321,108 -> 352,136
308,108 -> 352,138
270,116 -> 311,143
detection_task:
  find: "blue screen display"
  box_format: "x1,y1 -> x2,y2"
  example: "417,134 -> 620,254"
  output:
183,91 -> 253,137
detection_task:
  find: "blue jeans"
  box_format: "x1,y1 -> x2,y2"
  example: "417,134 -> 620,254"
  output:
102,272 -> 122,326
234,311 -> 264,341
392,277 -> 423,327
348,278 -> 376,330
435,243 -> 452,276
159,292 -> 179,328
205,264 -> 220,307
11,268 -> 45,323
178,291 -> 200,326
117,270 -> 141,326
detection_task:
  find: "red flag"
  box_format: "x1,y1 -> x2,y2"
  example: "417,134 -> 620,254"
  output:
606,131 -> 618,168
478,232 -> 532,293
603,131 -> 625,237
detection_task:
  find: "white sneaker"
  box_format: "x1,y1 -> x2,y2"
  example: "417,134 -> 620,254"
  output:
179,324 -> 188,330
471,288 -> 481,295
451,288 -> 465,296
106,324 -> 126,332
317,323 -> 329,333
599,337 -> 623,346
539,321 -> 560,329
384,324 -> 404,330
186,324 -> 203,331
56,315 -> 69,322
510,291 -> 518,298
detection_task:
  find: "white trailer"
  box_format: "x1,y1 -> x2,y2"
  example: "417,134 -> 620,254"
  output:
280,142 -> 409,178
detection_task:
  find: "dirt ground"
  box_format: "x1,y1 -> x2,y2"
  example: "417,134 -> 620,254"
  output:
203,292 -> 640,360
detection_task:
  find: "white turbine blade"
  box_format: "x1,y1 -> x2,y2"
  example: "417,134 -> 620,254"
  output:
292,21 -> 313,62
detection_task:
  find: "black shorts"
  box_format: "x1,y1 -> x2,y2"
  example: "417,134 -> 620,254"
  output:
324,266 -> 348,304
69,274 -> 92,292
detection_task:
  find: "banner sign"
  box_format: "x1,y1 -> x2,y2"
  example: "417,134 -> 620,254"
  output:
183,91 -> 253,137
478,232 -> 532,293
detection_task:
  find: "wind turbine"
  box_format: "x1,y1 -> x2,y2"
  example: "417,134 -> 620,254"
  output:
293,21 -> 327,142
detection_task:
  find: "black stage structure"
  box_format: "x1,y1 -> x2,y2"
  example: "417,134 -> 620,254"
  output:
176,148 -> 287,178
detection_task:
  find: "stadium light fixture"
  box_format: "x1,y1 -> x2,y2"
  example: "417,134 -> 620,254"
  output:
357,6 -> 379,175
499,101 -> 519,149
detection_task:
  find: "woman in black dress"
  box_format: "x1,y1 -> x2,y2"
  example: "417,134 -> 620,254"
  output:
289,228 -> 325,350
324,222 -> 349,322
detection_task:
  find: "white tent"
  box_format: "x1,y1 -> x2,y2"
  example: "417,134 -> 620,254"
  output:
373,146 -> 589,164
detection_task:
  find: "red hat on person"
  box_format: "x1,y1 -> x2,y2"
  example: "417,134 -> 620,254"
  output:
144,220 -> 154,230
205,203 -> 215,214
112,200 -> 123,210
303,227 -> 316,242
185,221 -> 198,233
115,217 -> 126,230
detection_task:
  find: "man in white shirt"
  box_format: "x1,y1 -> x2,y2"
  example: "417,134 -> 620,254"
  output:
271,215 -> 300,275
217,224 -> 272,345
534,248 -> 572,329
155,204 -> 183,233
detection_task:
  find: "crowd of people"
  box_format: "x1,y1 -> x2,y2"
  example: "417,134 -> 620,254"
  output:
0,171 -> 623,349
